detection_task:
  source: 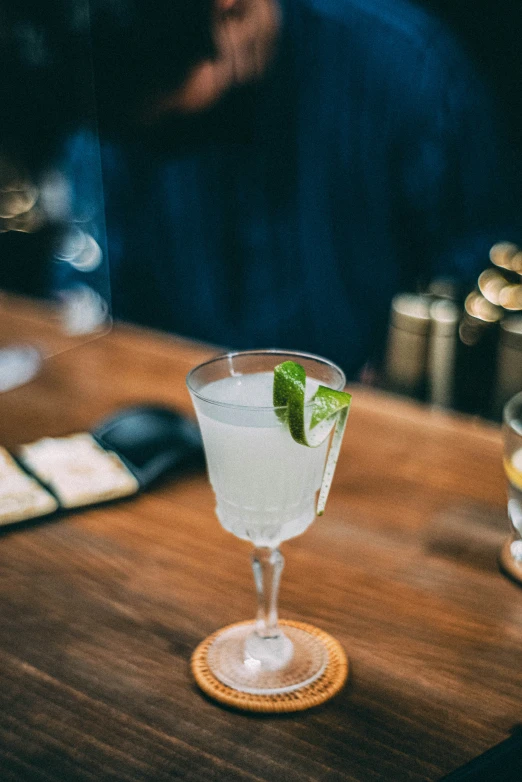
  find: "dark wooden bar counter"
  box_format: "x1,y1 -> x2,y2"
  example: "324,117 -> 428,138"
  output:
0,310 -> 520,781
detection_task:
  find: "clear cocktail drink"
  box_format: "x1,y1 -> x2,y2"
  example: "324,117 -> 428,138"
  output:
502,392 -> 522,567
194,372 -> 330,547
506,449 -> 522,559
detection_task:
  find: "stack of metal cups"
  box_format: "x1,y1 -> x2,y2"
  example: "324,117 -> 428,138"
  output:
385,283 -> 459,409
384,242 -> 522,419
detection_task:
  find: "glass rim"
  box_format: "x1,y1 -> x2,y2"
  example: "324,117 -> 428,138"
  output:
504,390 -> 522,434
186,348 -> 346,411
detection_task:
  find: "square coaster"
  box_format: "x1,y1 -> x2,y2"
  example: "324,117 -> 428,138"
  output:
18,433 -> 139,509
0,447 -> 58,525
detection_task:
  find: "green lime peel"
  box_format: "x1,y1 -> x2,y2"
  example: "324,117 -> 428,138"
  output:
273,360 -> 351,515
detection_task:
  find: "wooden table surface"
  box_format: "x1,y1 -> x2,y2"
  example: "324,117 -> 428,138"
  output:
0,312 -> 520,781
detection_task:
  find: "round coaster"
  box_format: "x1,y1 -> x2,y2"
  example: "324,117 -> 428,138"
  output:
499,536 -> 522,586
191,619 -> 348,713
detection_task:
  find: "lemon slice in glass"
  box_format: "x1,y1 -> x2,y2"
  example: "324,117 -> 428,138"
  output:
504,449 -> 522,491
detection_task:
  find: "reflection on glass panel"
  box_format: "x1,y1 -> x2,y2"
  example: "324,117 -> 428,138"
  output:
0,0 -> 110,390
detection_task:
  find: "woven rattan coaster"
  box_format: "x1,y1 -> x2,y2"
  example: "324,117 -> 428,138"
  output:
499,537 -> 522,586
191,619 -> 348,713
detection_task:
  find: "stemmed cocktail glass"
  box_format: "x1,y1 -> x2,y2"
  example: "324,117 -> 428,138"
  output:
187,349 -> 348,698
501,391 -> 522,581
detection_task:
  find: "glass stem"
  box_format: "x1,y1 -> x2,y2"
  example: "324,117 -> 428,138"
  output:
251,547 -> 284,639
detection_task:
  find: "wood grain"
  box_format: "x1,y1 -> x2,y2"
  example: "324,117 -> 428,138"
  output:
0,304 -> 519,781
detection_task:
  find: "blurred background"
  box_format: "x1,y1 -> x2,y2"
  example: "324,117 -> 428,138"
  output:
0,0 -> 110,386
384,0 -> 522,419
0,0 -> 521,415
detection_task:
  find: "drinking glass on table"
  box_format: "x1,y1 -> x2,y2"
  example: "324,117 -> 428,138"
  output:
186,349 -> 349,697
503,391 -> 522,571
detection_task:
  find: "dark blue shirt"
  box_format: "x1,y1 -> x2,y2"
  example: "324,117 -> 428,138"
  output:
64,0 -> 521,377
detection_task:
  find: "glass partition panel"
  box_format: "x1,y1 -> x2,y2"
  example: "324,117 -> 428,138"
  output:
0,0 -> 110,390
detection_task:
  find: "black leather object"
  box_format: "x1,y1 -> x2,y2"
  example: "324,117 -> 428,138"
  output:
92,404 -> 204,489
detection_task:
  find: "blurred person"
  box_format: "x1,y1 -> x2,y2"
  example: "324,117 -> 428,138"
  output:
42,0 -> 522,375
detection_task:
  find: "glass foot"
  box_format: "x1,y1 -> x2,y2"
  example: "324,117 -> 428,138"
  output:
510,539 -> 522,562
499,536 -> 522,586
206,621 -> 328,695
